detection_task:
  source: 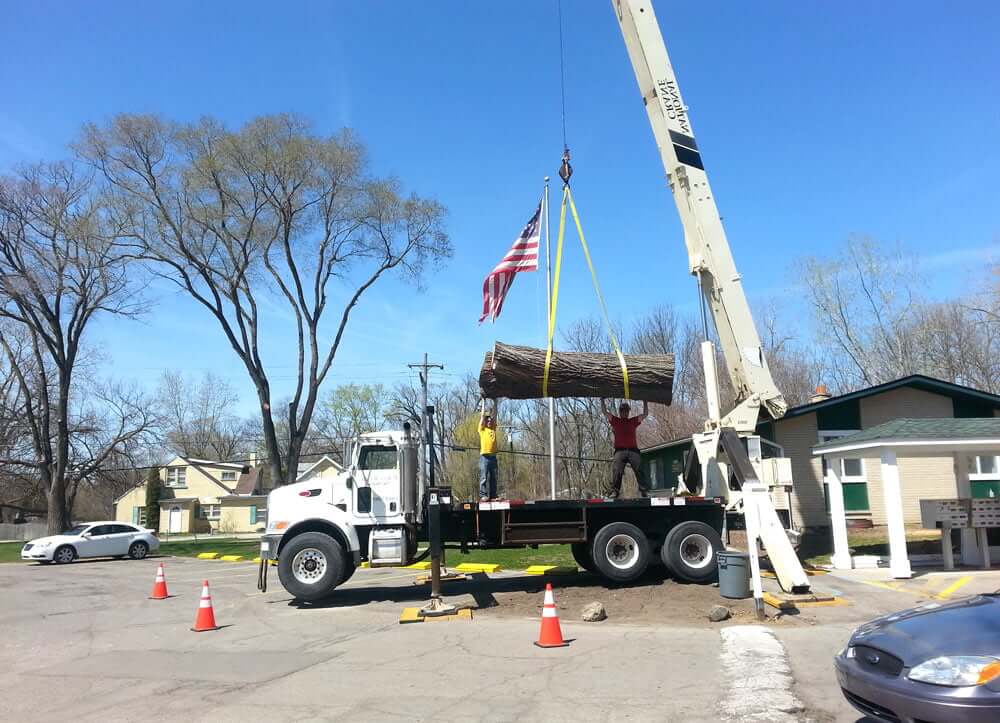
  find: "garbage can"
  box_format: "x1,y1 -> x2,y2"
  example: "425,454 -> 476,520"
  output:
717,551 -> 751,599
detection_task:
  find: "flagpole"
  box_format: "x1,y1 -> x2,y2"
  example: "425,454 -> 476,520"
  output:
543,176 -> 557,500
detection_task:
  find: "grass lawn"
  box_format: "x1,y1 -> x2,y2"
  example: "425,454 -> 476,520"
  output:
158,538 -> 262,559
0,541 -> 24,563
802,525 -> 944,566
443,544 -> 576,570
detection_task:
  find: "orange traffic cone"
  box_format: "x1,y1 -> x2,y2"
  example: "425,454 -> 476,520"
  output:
534,583 -> 569,648
191,580 -> 220,632
149,563 -> 170,600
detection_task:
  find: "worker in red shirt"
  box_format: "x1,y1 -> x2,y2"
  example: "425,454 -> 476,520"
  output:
601,399 -> 650,498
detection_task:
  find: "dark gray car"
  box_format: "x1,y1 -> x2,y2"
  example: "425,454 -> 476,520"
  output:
835,593 -> 1000,722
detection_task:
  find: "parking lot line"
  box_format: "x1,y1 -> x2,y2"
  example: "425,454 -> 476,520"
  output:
936,575 -> 973,600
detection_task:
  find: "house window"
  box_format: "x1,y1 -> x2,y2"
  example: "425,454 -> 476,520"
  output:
166,467 -> 187,488
199,504 -> 221,520
969,455 -> 1000,499
132,506 -> 147,526
221,471 -> 237,482
820,431 -> 870,514
969,455 -> 999,479
250,505 -> 267,525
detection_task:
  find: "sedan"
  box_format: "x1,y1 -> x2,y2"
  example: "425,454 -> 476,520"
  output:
21,522 -> 159,564
835,594 -> 1000,723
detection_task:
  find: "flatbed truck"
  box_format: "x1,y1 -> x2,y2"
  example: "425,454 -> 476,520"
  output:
259,427 -> 725,602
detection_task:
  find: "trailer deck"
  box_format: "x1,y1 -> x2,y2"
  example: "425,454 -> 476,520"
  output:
440,496 -> 725,548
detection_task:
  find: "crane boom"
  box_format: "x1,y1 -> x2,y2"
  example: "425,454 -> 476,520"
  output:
611,0 -> 810,599
612,0 -> 786,429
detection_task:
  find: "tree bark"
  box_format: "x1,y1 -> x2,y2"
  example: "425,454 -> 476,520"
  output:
479,342 -> 675,404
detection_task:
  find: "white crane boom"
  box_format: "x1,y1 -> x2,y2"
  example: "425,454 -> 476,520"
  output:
612,0 -> 786,430
611,0 -> 810,599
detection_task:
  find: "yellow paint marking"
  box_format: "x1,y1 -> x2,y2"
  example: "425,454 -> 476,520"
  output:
455,563 -> 501,573
196,552 -> 219,560
525,565 -> 577,575
936,576 -> 973,600
405,561 -> 432,570
399,607 -> 473,624
857,579 -> 927,598
219,555 -> 243,562
399,607 -> 423,624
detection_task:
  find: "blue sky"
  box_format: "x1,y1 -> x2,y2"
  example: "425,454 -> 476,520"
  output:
2,1 -> 998,415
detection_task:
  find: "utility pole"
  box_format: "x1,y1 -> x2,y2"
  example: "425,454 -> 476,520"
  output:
408,353 -> 443,492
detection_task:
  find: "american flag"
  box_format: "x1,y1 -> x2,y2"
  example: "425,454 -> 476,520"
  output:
479,202 -> 542,323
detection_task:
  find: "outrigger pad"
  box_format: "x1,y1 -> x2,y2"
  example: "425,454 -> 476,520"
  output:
479,342 -> 674,404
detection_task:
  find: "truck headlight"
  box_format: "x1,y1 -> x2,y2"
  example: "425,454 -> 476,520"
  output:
908,656 -> 1000,686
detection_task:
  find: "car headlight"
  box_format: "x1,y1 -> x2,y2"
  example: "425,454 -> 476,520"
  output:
33,541 -> 53,549
908,656 -> 1000,687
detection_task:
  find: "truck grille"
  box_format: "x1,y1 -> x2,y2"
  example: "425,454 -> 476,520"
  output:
854,645 -> 904,677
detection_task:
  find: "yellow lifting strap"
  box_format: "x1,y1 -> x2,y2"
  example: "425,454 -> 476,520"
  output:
542,185 -> 630,400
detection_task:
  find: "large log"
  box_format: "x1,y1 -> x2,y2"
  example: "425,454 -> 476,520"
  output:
479,342 -> 674,404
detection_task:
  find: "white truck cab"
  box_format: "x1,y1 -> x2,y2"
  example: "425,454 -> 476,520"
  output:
260,427 -> 422,599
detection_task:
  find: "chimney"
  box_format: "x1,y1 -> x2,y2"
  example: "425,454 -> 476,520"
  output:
248,450 -> 258,468
810,384 -> 832,404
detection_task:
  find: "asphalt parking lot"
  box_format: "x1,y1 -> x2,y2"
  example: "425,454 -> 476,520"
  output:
4,554 -> 996,722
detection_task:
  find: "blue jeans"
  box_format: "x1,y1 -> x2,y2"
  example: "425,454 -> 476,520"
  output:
479,455 -> 498,499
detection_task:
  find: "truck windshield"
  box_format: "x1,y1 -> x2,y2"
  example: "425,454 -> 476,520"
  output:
359,445 -> 397,470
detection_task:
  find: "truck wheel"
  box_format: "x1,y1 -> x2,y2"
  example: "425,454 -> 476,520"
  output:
661,521 -> 723,583
591,522 -> 650,583
571,542 -> 597,573
339,560 -> 357,585
277,532 -> 347,603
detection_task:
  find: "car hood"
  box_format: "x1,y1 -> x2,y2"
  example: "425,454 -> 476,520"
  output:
27,535 -> 74,546
851,594 -> 1000,664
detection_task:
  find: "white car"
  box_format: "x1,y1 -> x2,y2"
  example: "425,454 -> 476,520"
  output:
21,521 -> 160,564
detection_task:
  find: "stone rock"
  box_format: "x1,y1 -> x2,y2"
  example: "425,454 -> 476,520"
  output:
708,604 -> 731,622
581,601 -> 607,622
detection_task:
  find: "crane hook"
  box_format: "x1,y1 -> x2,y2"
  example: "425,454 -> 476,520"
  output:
558,147 -> 573,186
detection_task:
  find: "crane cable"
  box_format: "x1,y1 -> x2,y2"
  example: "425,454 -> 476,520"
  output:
541,0 -> 630,400
542,185 -> 631,401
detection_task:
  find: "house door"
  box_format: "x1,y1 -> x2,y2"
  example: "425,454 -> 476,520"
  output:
168,506 -> 182,533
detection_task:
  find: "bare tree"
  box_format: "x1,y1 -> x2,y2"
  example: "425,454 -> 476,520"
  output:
157,370 -> 245,459
79,114 -> 451,487
0,163 -> 149,533
314,382 -> 390,445
798,236 -> 925,390
755,302 -> 823,407
799,237 -> 1000,394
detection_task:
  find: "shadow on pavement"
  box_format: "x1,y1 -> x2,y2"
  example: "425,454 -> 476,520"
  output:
282,568 -> 691,611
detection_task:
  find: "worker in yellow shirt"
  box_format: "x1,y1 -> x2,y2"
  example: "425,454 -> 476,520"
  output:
478,400 -> 499,500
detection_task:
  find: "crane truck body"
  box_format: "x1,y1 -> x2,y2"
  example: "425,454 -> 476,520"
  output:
260,427 -> 727,602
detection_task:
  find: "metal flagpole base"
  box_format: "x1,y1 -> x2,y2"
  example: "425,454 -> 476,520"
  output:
420,596 -> 458,618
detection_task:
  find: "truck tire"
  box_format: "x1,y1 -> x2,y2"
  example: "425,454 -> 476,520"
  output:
339,560 -> 357,585
661,521 -> 723,583
277,532 -> 347,603
590,522 -> 650,583
571,542 -> 597,573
